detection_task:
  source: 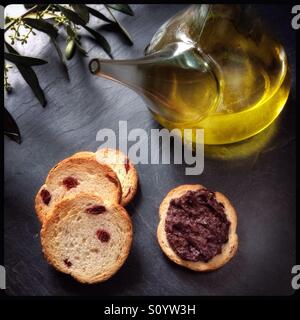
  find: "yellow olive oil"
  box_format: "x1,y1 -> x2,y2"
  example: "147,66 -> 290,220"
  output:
90,5 -> 290,145
147,6 -> 290,144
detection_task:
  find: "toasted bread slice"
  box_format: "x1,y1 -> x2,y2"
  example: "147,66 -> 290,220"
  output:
157,184 -> 238,271
35,152 -> 121,223
96,148 -> 138,206
41,193 -> 133,284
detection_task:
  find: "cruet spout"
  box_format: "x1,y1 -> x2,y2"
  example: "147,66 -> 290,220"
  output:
89,41 -> 220,124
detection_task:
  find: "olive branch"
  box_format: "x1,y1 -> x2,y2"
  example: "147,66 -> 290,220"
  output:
4,4 -> 134,143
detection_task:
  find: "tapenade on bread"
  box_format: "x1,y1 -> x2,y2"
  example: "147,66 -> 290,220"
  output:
157,184 -> 238,271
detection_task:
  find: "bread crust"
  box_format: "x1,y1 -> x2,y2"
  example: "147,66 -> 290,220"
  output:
35,152 -> 122,224
35,184 -> 49,223
157,184 -> 238,271
96,148 -> 138,206
41,193 -> 133,284
70,151 -> 95,159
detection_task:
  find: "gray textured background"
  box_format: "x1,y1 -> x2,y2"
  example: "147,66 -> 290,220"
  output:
4,4 -> 296,296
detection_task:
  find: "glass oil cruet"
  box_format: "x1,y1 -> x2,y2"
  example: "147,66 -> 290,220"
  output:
89,4 -> 290,145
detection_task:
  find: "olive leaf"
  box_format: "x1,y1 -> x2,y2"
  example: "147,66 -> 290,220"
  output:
56,5 -> 86,26
23,18 -> 69,79
99,23 -> 133,46
4,52 -> 48,66
23,18 -> 58,39
104,5 -> 133,45
83,25 -> 112,58
4,107 -> 21,144
24,4 -> 36,9
106,4 -> 134,16
24,4 -> 48,11
5,42 -> 47,107
51,38 -> 70,80
86,6 -> 113,23
23,4 -> 60,13
71,4 -> 90,24
74,40 -> 88,56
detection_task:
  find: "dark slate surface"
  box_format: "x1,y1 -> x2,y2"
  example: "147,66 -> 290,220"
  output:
4,4 -> 296,296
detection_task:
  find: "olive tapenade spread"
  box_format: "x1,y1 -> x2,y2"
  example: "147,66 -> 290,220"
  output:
165,188 -> 230,262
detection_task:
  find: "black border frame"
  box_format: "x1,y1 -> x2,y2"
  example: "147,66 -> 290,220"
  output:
1,0 -> 298,304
